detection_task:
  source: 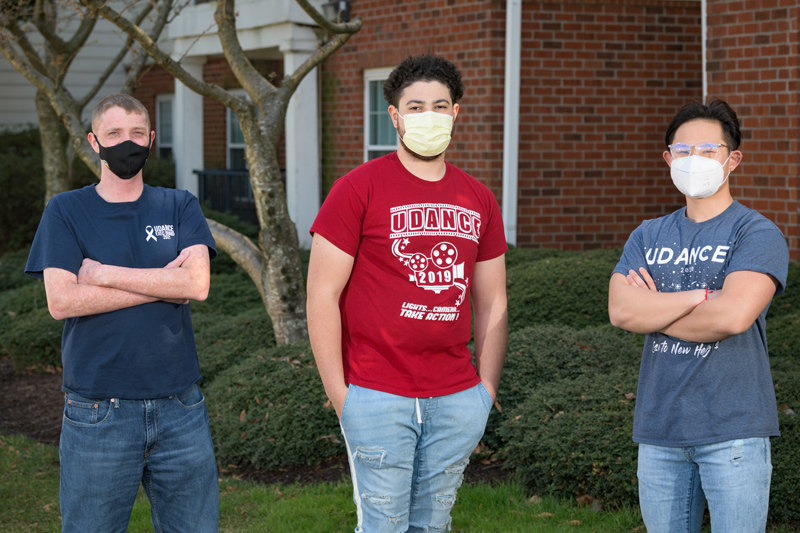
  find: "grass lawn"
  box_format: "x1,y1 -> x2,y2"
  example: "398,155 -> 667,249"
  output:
2,433 -> 797,532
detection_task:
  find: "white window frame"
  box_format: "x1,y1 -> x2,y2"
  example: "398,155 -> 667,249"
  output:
155,93 -> 174,159
364,67 -> 398,162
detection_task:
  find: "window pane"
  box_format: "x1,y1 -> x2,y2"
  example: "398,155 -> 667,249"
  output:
229,148 -> 247,170
369,80 -> 396,147
157,100 -> 173,145
368,149 -> 393,160
229,111 -> 245,145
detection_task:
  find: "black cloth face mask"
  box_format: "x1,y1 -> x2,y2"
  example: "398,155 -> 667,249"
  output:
94,137 -> 150,180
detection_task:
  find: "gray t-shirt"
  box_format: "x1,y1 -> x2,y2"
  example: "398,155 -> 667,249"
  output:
613,201 -> 788,446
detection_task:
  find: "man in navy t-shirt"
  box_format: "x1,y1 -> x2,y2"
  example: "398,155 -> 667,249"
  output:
609,100 -> 788,532
25,94 -> 219,532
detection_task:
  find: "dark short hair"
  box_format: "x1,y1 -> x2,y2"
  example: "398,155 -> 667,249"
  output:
665,99 -> 741,150
383,54 -> 465,108
91,93 -> 151,132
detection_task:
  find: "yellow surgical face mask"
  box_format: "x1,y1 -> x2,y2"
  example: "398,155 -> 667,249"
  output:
397,111 -> 453,157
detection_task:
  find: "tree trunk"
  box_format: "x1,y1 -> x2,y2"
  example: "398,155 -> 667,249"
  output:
35,90 -> 70,206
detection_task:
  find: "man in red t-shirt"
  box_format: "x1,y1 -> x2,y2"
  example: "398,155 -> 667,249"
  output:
307,54 -> 507,532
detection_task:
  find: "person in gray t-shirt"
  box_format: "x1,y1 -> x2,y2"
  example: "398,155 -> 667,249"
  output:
609,100 -> 788,533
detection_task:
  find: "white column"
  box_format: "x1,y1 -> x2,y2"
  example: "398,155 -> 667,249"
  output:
282,49 -> 319,249
173,57 -> 204,197
503,0 -> 522,246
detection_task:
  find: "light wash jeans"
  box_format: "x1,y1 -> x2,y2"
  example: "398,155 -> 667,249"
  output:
59,383 -> 219,532
637,438 -> 772,533
339,383 -> 493,533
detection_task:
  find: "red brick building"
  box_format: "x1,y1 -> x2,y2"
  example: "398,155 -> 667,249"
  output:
134,0 -> 800,259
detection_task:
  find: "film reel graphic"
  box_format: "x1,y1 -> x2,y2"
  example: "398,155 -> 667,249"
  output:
393,240 -> 466,298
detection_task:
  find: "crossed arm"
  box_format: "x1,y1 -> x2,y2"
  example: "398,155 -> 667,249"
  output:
608,267 -> 778,343
43,244 -> 210,320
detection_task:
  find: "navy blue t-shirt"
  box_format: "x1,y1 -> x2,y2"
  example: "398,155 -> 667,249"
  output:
25,184 -> 217,399
613,201 -> 788,446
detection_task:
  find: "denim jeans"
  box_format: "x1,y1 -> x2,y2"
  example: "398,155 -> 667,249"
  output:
339,383 -> 493,533
637,438 -> 772,533
59,383 -> 219,532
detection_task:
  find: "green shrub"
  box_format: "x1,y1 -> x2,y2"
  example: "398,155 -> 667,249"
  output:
0,128 -> 45,255
771,408 -> 800,523
500,364 -> 639,508
506,249 -> 619,332
482,323 -> 641,449
4,307 -> 62,372
0,247 -> 35,292
206,342 -> 343,470
194,310 -> 275,384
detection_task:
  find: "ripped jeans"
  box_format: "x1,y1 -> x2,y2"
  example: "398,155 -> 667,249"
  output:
339,383 -> 493,533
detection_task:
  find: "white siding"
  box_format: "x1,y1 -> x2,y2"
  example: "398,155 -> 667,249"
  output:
0,6 -> 138,130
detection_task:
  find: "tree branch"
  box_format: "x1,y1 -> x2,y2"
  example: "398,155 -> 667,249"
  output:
33,0 -> 69,55
206,218 -> 266,303
214,0 -> 276,102
1,16 -> 50,78
294,0 -> 361,35
280,30 -> 356,101
81,0 -> 248,113
0,34 -> 100,177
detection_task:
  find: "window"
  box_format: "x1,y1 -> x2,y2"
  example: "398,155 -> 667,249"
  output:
155,94 -> 173,159
364,67 -> 398,161
227,105 -> 247,170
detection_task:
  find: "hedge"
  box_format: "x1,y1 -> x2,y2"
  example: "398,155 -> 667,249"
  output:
205,342 -> 344,470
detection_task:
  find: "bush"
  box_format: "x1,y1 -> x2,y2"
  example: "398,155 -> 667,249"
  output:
482,323 -> 641,449
506,249 -> 620,332
771,408 -> 800,523
4,307 -> 62,372
0,128 -> 45,255
500,364 -> 639,508
205,342 -> 344,470
194,310 -> 275,384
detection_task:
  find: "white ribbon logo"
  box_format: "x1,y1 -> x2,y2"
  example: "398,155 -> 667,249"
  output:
145,226 -> 157,242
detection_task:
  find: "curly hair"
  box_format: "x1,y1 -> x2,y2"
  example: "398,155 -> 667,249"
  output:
665,99 -> 741,151
383,54 -> 465,108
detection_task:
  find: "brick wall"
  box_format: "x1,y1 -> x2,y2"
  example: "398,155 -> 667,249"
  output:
320,0 -> 507,196
706,0 -> 800,261
517,0 -> 702,250
322,0 -> 704,251
134,64 -> 174,156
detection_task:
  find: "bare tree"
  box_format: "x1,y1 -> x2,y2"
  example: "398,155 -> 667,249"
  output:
79,0 -> 361,344
0,0 -> 173,204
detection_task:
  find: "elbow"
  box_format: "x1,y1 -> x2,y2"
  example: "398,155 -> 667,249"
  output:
192,281 -> 210,302
608,306 -> 630,330
47,297 -> 69,321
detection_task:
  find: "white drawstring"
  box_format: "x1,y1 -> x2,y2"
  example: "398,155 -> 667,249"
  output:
415,397 -> 422,424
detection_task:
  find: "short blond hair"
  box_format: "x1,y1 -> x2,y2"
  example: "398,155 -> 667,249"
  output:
91,93 -> 150,133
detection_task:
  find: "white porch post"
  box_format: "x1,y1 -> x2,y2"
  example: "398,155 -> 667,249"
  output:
281,49 -> 319,249
173,57 -> 204,197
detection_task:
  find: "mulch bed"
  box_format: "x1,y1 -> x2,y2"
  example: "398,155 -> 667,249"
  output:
0,356 -> 509,486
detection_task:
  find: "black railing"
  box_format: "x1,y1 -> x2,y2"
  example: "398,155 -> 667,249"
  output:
194,169 -> 257,225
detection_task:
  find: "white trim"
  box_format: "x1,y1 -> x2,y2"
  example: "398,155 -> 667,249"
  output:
702,0 -> 708,103
363,67 -> 398,162
502,0 -> 522,246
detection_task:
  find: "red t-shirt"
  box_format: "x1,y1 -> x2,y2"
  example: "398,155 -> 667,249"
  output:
311,153 -> 507,397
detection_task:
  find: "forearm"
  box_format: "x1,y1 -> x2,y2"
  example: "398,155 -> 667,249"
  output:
660,291 -> 752,343
85,264 -> 206,301
473,303 -> 508,402
608,274 -> 706,334
46,281 -> 158,320
307,295 -> 348,405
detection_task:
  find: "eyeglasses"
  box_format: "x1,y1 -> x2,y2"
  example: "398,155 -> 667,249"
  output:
668,142 -> 731,159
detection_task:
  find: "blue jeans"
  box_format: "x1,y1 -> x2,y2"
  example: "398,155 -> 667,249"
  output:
637,438 -> 772,533
59,384 -> 219,532
339,383 -> 493,533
